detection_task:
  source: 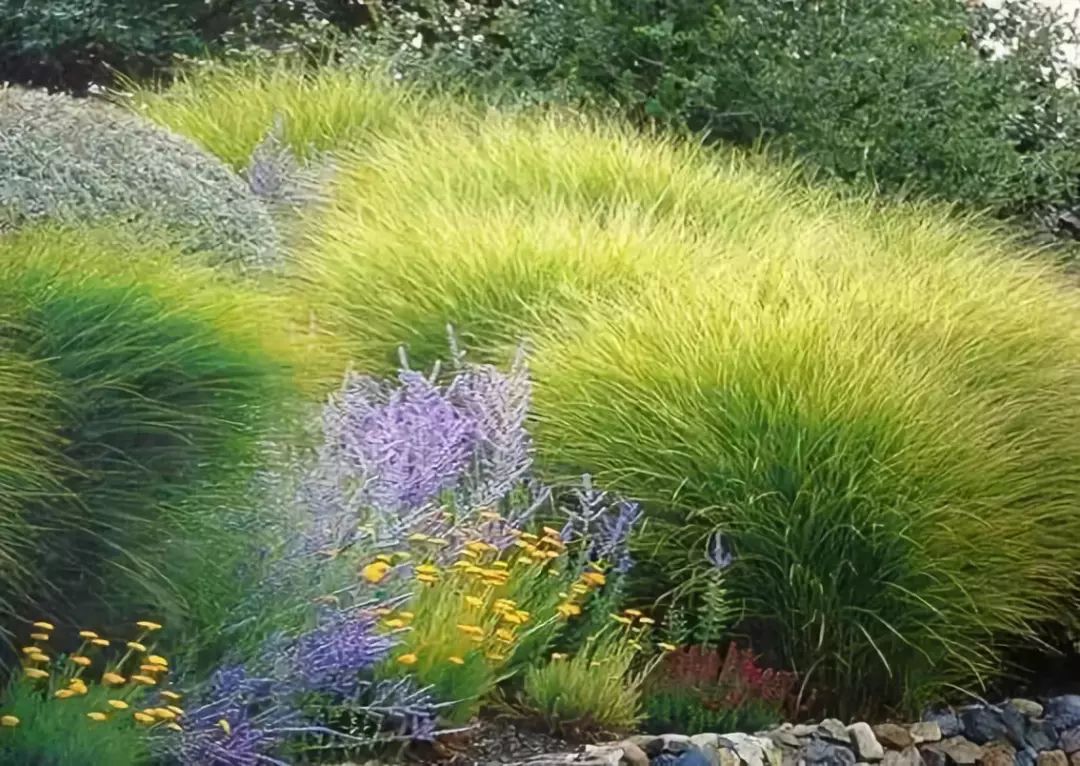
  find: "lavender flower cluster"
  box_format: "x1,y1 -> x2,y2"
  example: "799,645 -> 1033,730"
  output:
562,475 -> 643,575
304,339 -> 534,557
177,609 -> 439,765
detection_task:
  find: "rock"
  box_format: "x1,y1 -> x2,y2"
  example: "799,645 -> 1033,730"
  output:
793,725 -> 819,738
977,741 -> 1015,766
924,710 -> 962,740
1028,720 -> 1060,752
676,749 -> 716,766
663,735 -> 694,754
710,744 -> 742,766
1047,698 -> 1080,731
800,738 -> 857,766
1003,704 -> 1029,749
925,736 -> 984,766
911,723 -> 943,745
919,747 -> 948,766
615,740 -> 650,766
960,707 -> 1008,745
881,746 -> 923,766
1017,748 -> 1039,766
692,734 -> 722,750
720,733 -> 773,766
821,720 -> 854,745
582,744 -> 627,766
874,724 -> 915,750
1070,753 -> 1080,766
848,723 -> 885,762
771,729 -> 805,749
1062,728 -> 1080,755
629,735 -> 659,752
651,756 -> 682,766
1014,700 -> 1047,719
1038,751 -> 1069,766
639,736 -> 664,758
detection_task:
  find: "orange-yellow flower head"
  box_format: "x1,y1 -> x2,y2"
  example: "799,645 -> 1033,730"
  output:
0,715 -> 19,727
136,621 -> 162,632
361,561 -> 391,584
397,653 -> 418,666
31,621 -> 54,632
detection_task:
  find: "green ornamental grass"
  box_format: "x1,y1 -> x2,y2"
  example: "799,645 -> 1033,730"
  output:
529,209 -> 1080,713
0,226 -> 316,638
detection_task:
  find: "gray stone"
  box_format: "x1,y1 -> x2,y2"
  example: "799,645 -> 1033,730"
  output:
881,746 -> 923,766
821,720 -> 854,745
977,741 -> 1015,766
1062,728 -> 1080,755
663,735 -> 694,755
1003,704 -> 1029,749
708,745 -> 741,766
911,723 -> 943,745
874,724 -> 915,750
848,723 -> 885,762
721,733 -> 773,766
1013,700 -> 1047,719
960,707 -> 1008,745
615,740 -> 650,766
676,750 -> 716,766
1018,747 -> 1039,766
582,744 -> 626,766
1038,751 -> 1069,766
1028,720 -> 1059,752
793,724 -> 819,738
926,736 -> 984,766
629,734 -> 659,751
925,710 -> 962,739
919,746 -> 948,766
1069,753 -> 1080,766
801,738 -> 857,766
772,729 -> 806,749
1047,698 -> 1080,732
692,734 -> 723,750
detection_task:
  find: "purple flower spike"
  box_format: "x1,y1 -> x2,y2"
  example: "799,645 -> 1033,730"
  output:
290,610 -> 394,699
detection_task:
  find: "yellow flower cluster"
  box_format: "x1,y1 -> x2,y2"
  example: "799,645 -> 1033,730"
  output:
368,517 -> 575,674
554,564 -> 607,620
0,619 -> 183,733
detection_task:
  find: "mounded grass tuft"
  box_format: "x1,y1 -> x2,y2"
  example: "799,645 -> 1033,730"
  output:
132,61 -> 440,169
0,225 -> 325,637
528,206 -> 1080,713
297,106 -> 815,372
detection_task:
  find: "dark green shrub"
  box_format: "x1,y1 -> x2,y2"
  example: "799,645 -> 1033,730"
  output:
369,0 -> 1080,233
0,88 -> 280,268
0,226 -> 305,637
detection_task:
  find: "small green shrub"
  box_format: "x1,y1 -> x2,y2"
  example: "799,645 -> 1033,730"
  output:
0,88 -> 280,268
529,207 -> 1080,713
368,0 -> 1080,235
0,226 -> 309,635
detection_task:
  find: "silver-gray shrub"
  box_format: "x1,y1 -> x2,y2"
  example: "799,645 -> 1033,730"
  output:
0,88 -> 280,268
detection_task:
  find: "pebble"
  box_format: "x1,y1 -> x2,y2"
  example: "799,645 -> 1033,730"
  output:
800,738 -> 857,766
959,706 -> 1007,745
1062,727 -> 1080,755
1048,698 -> 1080,731
675,749 -> 716,766
1014,700 -> 1047,719
909,722 -> 942,745
820,720 -> 853,744
872,723 -> 913,750
881,746 -> 922,766
980,741 -> 1016,766
1040,751 -> 1070,766
847,722 -> 884,762
615,740 -> 649,766
924,735 -> 983,765
691,734 -> 721,749
923,709 -> 961,739
1028,719 -> 1060,752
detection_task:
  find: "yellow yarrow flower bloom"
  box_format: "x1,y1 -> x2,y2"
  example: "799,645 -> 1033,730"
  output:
134,712 -> 156,725
20,647 -> 38,655
30,632 -> 50,642
70,655 -> 92,667
0,715 -> 19,727
581,572 -> 606,587
78,630 -> 99,640
102,672 -> 126,685
127,641 -> 147,652
624,609 -> 643,617
91,638 -> 110,648
383,619 -> 407,629
457,624 -> 485,637
108,700 -> 130,710
165,722 -> 183,732
160,691 -> 182,702
148,655 -> 168,667
87,712 -> 108,722
54,689 -> 76,699
397,653 -> 418,666
464,596 -> 484,608
131,674 -> 157,685
166,705 -> 184,717
29,653 -> 49,663
416,573 -> 438,584
659,642 -> 678,652
639,617 -> 656,626
32,621 -> 54,631
448,656 -> 466,665
136,621 -> 162,632
23,668 -> 48,679
361,561 -> 391,584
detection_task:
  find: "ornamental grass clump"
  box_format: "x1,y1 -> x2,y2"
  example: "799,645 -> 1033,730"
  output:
0,619 -> 180,765
0,226 -> 316,636
0,88 -> 280,269
520,612 -> 669,738
294,92 -> 807,372
530,208 -> 1080,713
